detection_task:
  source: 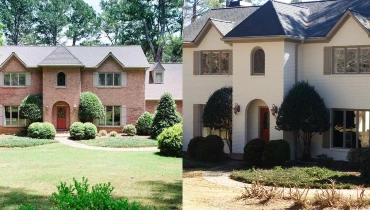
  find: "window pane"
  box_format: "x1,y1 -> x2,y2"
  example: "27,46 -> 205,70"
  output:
57,72 -> 65,86
359,111 -> 370,148
99,116 -> 105,126
114,74 -> 121,86
253,49 -> 265,74
107,74 -> 113,86
211,52 -> 220,74
220,52 -> 229,74
220,130 -> 227,139
11,73 -> 18,86
360,47 -> 370,73
11,106 -> 19,126
334,48 -> 345,73
346,48 -> 358,73
99,74 -> 105,86
106,106 -> 113,126
19,73 -> 26,86
333,111 -> 344,147
202,127 -> 210,137
202,52 -> 210,74
155,73 -> 163,83
4,73 -> 10,86
210,129 -> 219,136
113,106 -> 120,126
5,106 -> 11,125
345,111 -> 357,148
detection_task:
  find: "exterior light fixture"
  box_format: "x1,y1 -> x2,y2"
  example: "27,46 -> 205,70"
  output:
45,105 -> 49,110
233,103 -> 240,115
73,104 -> 77,110
271,104 -> 278,117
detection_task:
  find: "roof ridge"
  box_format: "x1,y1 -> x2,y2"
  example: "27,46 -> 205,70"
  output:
63,46 -> 83,64
210,18 -> 233,23
269,1 -> 288,36
211,5 -> 260,11
348,8 -> 370,16
38,46 -> 60,65
272,0 -> 309,9
291,0 -> 338,4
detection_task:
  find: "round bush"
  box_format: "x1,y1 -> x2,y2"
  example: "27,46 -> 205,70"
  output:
40,122 -> 56,139
195,135 -> 224,162
262,139 -> 290,167
187,136 -> 204,159
78,92 -> 104,122
70,122 -> 85,140
99,130 -> 107,136
243,138 -> 266,167
157,124 -> 182,157
123,124 -> 136,136
361,149 -> 370,183
19,94 -> 43,122
28,122 -> 43,138
84,123 -> 97,139
109,131 -> 118,137
136,112 -> 153,135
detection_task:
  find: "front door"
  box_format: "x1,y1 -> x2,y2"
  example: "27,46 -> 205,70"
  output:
260,107 -> 270,142
57,106 -> 67,129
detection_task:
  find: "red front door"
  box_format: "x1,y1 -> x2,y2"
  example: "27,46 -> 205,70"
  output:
57,106 -> 67,129
260,107 -> 270,142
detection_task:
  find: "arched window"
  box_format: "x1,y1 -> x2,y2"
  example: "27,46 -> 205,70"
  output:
57,72 -> 66,86
252,48 -> 265,75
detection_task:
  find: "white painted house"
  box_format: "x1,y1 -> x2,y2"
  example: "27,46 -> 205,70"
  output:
182,0 -> 370,160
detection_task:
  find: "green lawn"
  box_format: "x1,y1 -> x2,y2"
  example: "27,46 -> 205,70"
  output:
230,166 -> 365,189
0,136 -> 57,148
0,143 -> 182,209
79,136 -> 158,148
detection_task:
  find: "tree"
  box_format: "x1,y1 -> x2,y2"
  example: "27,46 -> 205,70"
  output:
162,35 -> 182,62
78,92 -> 104,122
19,94 -> 43,123
202,86 -> 233,153
276,81 -> 330,161
0,22 -> 3,46
150,93 -> 181,139
0,0 -> 37,45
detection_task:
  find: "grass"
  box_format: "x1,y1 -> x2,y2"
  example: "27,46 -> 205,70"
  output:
0,143 -> 182,209
230,166 -> 366,189
0,136 -> 57,148
183,155 -> 219,169
79,136 -> 157,148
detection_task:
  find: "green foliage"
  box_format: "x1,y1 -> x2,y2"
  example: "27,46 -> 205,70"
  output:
157,124 -> 182,157
109,131 -> 118,137
18,205 -> 36,210
151,93 -> 181,139
162,35 -> 182,62
19,94 -> 43,122
80,137 -> 157,148
84,122 -> 97,139
123,124 -> 137,136
70,122 -> 85,140
316,154 -> 335,168
262,140 -> 290,167
78,92 -> 104,122
187,136 -> 204,159
196,135 -> 224,162
0,22 -> 3,46
27,122 -> 56,139
243,138 -> 266,167
203,86 -> 232,153
347,148 -> 369,164
136,112 -> 153,135
0,136 -> 56,148
27,122 -> 42,138
361,149 -> 370,183
99,130 -> 107,136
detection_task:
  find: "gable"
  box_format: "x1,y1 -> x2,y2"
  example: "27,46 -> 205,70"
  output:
0,54 -> 27,71
197,25 -> 232,50
96,56 -> 125,73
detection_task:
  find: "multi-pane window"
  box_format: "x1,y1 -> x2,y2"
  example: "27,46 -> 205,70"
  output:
333,47 -> 370,74
4,106 -> 27,126
200,104 -> 227,139
332,110 -> 370,148
98,73 -> 121,86
99,106 -> 120,126
201,51 -> 229,74
4,73 -> 26,86
57,72 -> 66,86
252,48 -> 265,75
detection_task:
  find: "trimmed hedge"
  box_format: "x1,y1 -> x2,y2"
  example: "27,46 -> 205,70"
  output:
187,136 -> 204,159
70,122 -> 85,140
196,135 -> 224,162
157,124 -> 182,157
109,131 -> 118,137
123,124 -> 136,136
243,138 -> 266,167
135,112 -> 153,135
78,92 -> 104,122
27,122 -> 56,139
99,130 -> 107,136
19,94 -> 43,122
262,139 -> 290,167
84,123 -> 97,139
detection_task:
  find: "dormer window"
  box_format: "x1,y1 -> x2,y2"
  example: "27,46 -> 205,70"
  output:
57,72 -> 66,87
155,72 -> 163,84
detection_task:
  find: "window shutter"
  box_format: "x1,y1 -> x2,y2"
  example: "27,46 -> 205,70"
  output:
193,51 -> 201,75
0,105 -> 3,126
120,105 -> 127,126
228,50 -> 233,75
0,72 -> 3,86
322,108 -> 331,148
193,104 -> 201,137
93,72 -> 99,87
323,47 -> 333,75
121,72 -> 127,87
25,72 -> 31,86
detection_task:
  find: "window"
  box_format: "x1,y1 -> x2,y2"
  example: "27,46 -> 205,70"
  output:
4,73 -> 26,86
333,46 -> 370,74
57,72 -> 66,87
332,110 -> 370,148
4,106 -> 27,126
252,48 -> 265,75
99,106 -> 120,126
155,72 -> 163,83
199,104 -> 227,139
98,73 -> 121,86
201,51 -> 229,74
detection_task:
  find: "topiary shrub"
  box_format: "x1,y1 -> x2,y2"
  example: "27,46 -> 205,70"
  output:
243,138 -> 266,167
135,112 -> 153,135
109,131 -> 117,137
27,122 -> 43,138
70,122 -> 85,140
123,124 -> 136,136
196,135 -> 224,162
187,136 -> 204,159
78,92 -> 104,122
98,130 -> 107,137
39,122 -> 56,139
262,139 -> 290,167
19,94 -> 43,123
316,154 -> 335,168
84,123 -> 97,139
157,124 -> 182,157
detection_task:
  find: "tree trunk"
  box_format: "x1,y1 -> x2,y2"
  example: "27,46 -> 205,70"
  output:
191,0 -> 197,23
302,132 -> 312,161
227,128 -> 232,153
293,131 -> 299,160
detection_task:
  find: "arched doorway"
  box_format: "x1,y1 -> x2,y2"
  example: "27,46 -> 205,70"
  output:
245,99 -> 270,143
52,101 -> 70,130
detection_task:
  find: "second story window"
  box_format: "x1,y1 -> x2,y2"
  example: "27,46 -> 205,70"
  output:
252,48 -> 265,75
201,51 -> 229,75
4,73 -> 26,86
57,72 -> 66,87
155,72 -> 163,83
333,47 -> 370,74
99,73 -> 121,86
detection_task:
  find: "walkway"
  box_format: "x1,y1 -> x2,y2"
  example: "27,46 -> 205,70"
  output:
55,132 -> 159,152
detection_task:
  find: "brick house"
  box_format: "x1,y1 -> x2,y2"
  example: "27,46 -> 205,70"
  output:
0,46 -> 149,133
145,62 -> 182,114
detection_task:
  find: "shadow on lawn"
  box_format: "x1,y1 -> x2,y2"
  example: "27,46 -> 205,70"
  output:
135,180 -> 182,210
0,186 -> 52,209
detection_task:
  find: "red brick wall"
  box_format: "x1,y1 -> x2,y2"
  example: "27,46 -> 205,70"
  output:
0,127 -> 25,135
145,100 -> 183,115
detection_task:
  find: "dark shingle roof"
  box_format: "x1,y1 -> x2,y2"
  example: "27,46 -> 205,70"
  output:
39,46 -> 83,66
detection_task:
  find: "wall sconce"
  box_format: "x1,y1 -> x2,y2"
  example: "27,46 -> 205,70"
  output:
271,104 -> 278,117
233,103 -> 240,115
73,104 -> 77,110
45,105 -> 49,110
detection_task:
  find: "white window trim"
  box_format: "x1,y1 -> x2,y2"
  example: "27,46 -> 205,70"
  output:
98,73 -> 121,87
3,73 -> 26,87
98,105 -> 121,127
332,46 -> 370,74
4,106 -> 27,127
154,72 -> 164,84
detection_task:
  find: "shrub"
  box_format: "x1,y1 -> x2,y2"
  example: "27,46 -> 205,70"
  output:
157,124 -> 182,157
109,131 -> 118,137
19,94 -> 43,122
347,148 -> 369,164
27,122 -> 56,139
123,124 -> 136,136
70,122 -> 85,140
27,122 -> 42,138
262,139 -> 290,167
361,149 -> 370,182
196,135 -> 224,162
243,138 -> 266,167
84,123 -> 97,139
187,136 -> 204,159
15,129 -> 28,137
136,112 -> 153,135
99,130 -> 107,136
78,92 -> 104,122
316,154 -> 335,168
